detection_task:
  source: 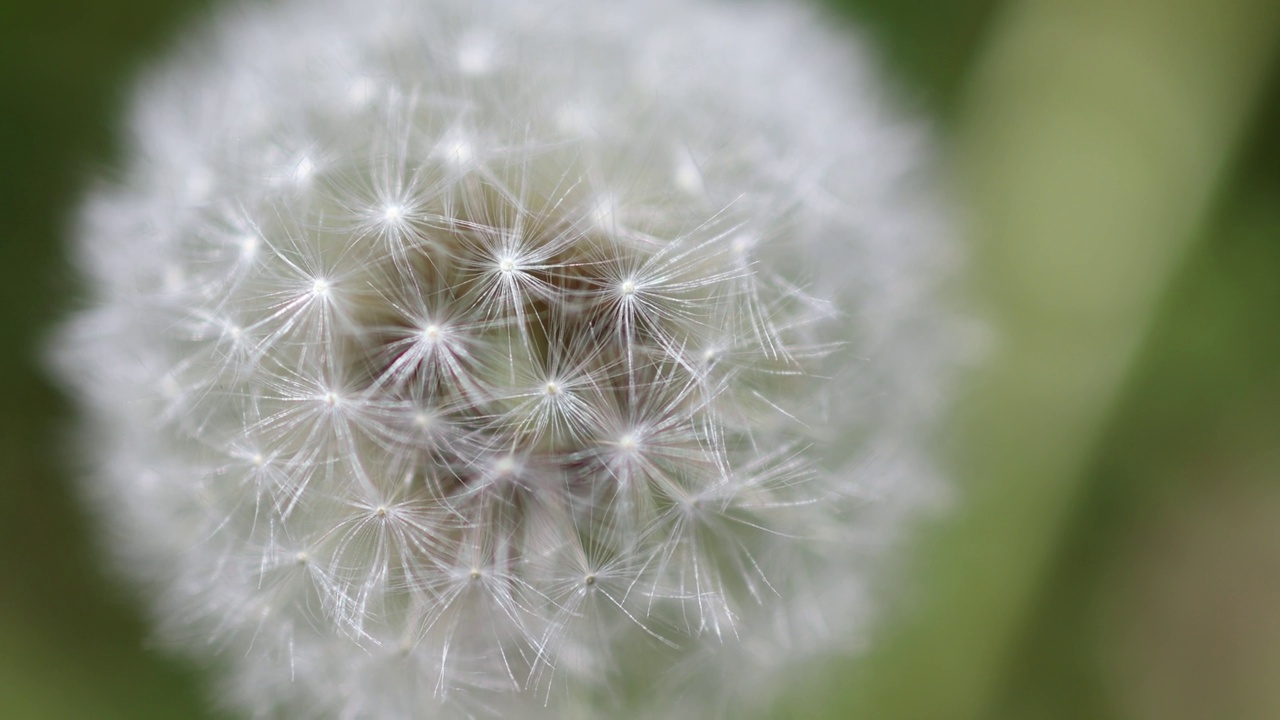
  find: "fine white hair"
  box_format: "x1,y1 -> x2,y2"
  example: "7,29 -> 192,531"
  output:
53,0 -> 958,716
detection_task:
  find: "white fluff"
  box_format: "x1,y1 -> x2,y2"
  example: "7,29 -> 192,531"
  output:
53,0 -> 957,716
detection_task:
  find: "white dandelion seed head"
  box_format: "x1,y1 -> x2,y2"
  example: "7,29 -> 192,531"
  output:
52,0 -> 961,717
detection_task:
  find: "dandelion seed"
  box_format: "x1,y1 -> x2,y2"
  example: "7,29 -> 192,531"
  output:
434,132 -> 474,168
292,155 -> 316,183
347,76 -> 378,107
457,31 -> 497,77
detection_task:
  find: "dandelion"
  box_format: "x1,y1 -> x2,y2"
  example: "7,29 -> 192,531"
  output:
53,0 -> 958,716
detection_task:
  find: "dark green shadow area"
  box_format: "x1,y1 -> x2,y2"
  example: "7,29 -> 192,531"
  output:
0,0 -> 218,717
833,0 -> 1002,118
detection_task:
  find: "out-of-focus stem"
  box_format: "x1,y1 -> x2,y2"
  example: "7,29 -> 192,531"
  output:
812,0 -> 1280,718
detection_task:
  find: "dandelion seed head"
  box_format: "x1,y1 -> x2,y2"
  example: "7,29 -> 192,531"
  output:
589,194 -> 618,231
51,0 -> 961,717
457,31 -> 497,77
554,101 -> 597,137
292,155 -> 316,183
435,132 -> 474,167
347,76 -> 378,107
491,454 -> 521,478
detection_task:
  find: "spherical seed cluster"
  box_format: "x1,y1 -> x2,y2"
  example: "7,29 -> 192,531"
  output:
54,0 -> 956,716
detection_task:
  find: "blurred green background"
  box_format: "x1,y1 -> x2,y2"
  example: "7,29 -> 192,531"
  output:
1,0 -> 1278,717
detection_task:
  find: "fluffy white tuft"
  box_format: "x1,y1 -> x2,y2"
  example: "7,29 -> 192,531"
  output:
53,0 -> 958,716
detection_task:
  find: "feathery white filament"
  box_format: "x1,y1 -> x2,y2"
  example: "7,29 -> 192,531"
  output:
53,0 -> 958,717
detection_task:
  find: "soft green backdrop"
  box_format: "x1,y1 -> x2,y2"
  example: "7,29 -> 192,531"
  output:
1,0 -> 1277,718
